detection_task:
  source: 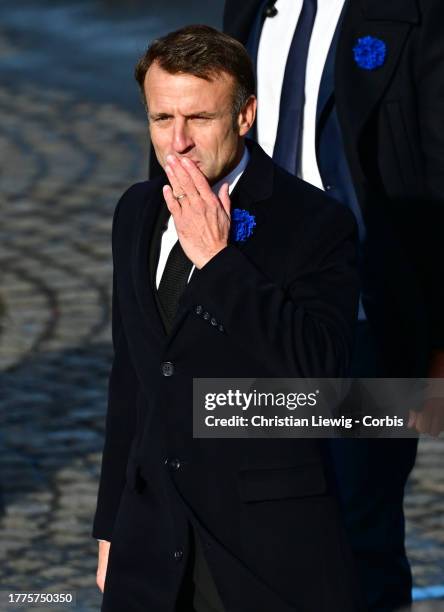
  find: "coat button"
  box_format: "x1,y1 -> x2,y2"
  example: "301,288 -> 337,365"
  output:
210,317 -> 218,326
174,549 -> 183,562
195,305 -> 203,315
161,361 -> 174,376
203,312 -> 210,321
169,458 -> 181,471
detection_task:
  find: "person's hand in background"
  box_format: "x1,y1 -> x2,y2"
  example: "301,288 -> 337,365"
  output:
408,350 -> 444,437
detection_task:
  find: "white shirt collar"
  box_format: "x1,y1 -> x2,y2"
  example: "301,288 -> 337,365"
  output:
212,145 -> 250,196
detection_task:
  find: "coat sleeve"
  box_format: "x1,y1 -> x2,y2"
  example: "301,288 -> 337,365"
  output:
182,203 -> 359,378
414,0 -> 444,348
92,200 -> 140,541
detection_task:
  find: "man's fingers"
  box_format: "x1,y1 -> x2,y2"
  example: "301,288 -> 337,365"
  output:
164,162 -> 187,202
407,410 -> 417,429
218,182 -> 231,216
180,157 -> 214,200
96,573 -> 105,593
415,409 -> 432,435
163,185 -> 182,218
425,400 -> 444,437
167,156 -> 200,201
97,540 -> 110,593
409,402 -> 444,436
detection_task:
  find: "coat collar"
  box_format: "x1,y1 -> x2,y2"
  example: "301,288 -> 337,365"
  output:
234,139 -> 273,201
132,177 -> 167,343
227,139 -> 274,251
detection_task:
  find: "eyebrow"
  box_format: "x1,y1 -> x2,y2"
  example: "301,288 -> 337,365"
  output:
149,111 -> 219,120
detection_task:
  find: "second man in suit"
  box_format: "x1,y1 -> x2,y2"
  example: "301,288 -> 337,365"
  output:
223,1 -> 444,610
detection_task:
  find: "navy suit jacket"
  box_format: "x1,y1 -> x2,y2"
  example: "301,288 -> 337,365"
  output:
93,142 -> 363,611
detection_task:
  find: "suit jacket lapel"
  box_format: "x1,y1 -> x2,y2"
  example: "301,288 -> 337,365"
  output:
132,177 -> 168,342
316,0 -> 350,132
228,140 -> 274,254
335,0 -> 419,147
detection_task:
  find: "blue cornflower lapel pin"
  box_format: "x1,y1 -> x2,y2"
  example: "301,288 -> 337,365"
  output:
353,36 -> 387,70
231,208 -> 256,242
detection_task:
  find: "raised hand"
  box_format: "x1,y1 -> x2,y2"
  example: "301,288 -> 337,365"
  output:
162,154 -> 231,269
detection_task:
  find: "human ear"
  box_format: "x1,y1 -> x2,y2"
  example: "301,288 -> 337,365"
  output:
237,95 -> 257,136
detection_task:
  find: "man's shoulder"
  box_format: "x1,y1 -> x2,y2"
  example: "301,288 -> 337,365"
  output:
223,0 -> 263,40
117,177 -> 163,207
264,167 -> 358,261
273,165 -> 324,204
272,164 -> 356,231
113,177 -> 163,222
244,141 -> 356,234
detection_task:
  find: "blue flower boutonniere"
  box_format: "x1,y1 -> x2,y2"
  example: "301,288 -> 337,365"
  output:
231,208 -> 256,242
353,36 -> 386,70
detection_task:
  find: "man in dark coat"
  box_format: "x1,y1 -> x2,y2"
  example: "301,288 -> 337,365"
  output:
92,25 -> 363,612
223,1 -> 444,610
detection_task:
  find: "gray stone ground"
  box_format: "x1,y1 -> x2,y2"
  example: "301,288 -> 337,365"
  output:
0,1 -> 443,611
0,82 -> 147,611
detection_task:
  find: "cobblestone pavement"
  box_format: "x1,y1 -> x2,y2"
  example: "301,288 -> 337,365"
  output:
0,2 -> 443,611
0,81 -> 147,611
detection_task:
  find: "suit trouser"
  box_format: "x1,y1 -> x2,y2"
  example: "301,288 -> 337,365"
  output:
328,322 -> 418,612
329,437 -> 417,612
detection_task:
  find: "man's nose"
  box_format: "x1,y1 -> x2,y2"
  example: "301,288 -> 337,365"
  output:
172,119 -> 194,154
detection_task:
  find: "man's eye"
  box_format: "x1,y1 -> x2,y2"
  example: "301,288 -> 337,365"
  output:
191,116 -> 210,122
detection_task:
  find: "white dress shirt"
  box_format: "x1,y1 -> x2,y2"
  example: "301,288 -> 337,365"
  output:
155,146 -> 250,288
256,0 -> 346,188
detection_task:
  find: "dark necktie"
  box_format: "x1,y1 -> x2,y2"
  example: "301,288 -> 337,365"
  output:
157,239 -> 193,334
273,0 -> 317,176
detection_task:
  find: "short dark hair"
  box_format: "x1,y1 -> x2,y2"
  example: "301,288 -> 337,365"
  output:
134,25 -> 255,125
